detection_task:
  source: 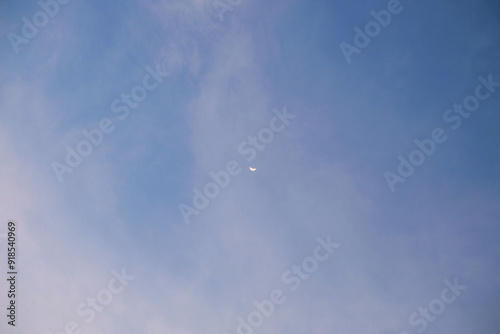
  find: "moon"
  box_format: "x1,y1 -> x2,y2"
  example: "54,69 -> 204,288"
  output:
249,167 -> 257,172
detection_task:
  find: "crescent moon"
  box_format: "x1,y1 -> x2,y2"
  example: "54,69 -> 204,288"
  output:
249,167 -> 257,172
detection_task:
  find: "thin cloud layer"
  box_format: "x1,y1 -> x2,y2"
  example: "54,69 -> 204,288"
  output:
1,1 -> 499,334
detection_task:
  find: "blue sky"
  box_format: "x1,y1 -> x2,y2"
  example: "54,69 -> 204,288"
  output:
1,0 -> 500,333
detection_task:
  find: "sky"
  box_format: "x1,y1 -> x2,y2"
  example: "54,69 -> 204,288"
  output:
0,0 -> 500,333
